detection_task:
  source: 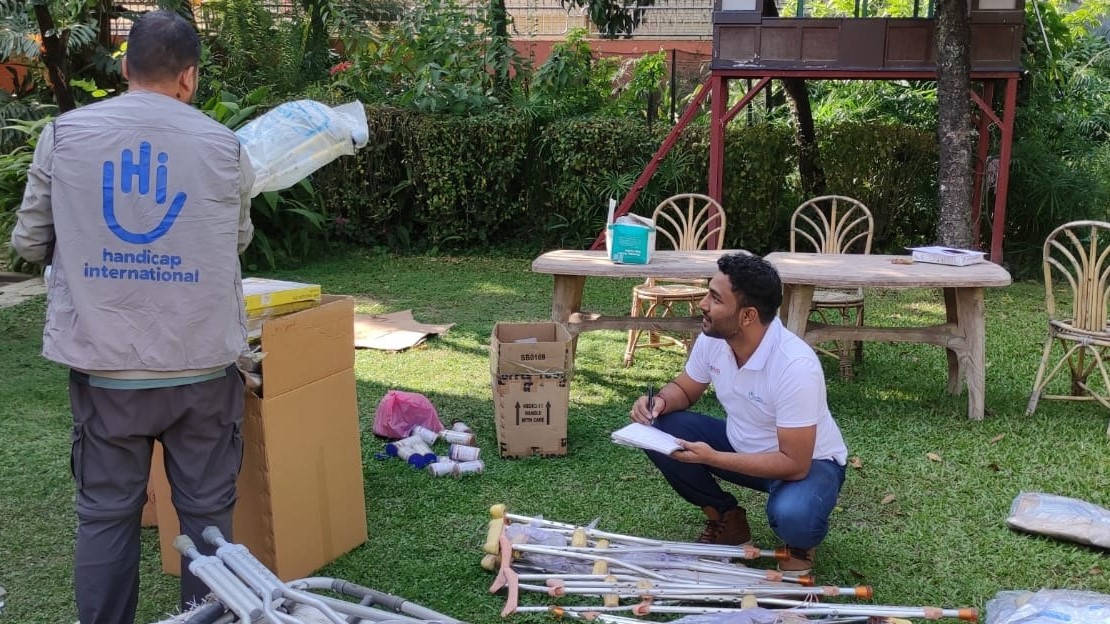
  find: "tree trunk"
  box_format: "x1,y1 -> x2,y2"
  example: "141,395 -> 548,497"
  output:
490,0 -> 511,98
96,0 -> 112,50
934,0 -> 974,247
781,78 -> 826,198
763,0 -> 825,198
32,2 -> 77,112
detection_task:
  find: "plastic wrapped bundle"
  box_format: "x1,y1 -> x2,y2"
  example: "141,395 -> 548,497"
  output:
1006,491 -> 1110,548
986,589 -> 1110,624
237,100 -> 369,197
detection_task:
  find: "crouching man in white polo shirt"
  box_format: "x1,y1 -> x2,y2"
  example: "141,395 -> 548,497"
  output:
629,252 -> 848,575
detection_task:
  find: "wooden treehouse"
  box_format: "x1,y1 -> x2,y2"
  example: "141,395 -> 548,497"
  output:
596,0 -> 1024,262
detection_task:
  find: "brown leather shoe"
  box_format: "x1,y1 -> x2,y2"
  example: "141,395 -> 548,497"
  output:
697,506 -> 752,546
777,546 -> 816,574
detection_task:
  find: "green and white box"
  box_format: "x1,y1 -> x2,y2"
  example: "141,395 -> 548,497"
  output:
606,214 -> 656,265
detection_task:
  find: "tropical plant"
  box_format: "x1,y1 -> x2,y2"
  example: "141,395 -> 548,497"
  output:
0,0 -> 134,111
245,180 -> 328,271
334,0 -> 529,115
528,29 -> 609,119
609,50 -> 668,124
997,0 -> 1110,274
1,115 -> 55,272
197,0 -> 333,100
562,0 -> 655,38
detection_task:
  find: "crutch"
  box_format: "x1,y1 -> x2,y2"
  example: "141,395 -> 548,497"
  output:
287,578 -> 464,623
530,578 -> 871,600
491,504 -> 785,562
539,606 -> 873,623
517,600 -> 979,620
507,543 -> 813,585
173,536 -> 263,623
201,526 -> 346,624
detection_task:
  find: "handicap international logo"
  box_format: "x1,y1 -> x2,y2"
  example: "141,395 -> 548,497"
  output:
86,142 -> 201,284
102,142 -> 186,244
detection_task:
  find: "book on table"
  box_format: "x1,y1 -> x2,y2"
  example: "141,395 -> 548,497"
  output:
611,422 -> 682,455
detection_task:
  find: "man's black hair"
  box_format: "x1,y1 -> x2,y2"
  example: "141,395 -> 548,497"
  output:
717,252 -> 782,324
125,10 -> 200,83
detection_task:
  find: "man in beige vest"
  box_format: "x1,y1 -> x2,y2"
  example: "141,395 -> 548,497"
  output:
11,10 -> 254,623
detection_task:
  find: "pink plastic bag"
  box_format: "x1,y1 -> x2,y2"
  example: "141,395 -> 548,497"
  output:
373,390 -> 444,439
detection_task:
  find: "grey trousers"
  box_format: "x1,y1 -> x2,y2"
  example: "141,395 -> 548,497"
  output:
69,366 -> 244,624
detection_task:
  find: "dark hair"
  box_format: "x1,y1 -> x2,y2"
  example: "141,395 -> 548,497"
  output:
125,10 -> 200,83
717,252 -> 782,324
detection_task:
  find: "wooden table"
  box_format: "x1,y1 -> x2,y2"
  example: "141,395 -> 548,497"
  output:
531,249 -> 735,337
764,252 -> 1013,421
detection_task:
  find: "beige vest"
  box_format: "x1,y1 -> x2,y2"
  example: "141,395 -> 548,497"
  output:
43,91 -> 247,372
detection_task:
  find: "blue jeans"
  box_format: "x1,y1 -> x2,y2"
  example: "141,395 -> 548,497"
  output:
644,410 -> 846,549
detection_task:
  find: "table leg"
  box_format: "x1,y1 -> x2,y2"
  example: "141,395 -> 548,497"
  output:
955,287 -> 987,421
552,275 -> 586,359
551,275 -> 585,324
780,284 -> 815,338
943,287 -> 962,395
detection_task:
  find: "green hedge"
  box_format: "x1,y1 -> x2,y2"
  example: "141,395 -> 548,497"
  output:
819,122 -> 939,251
312,106 -> 940,256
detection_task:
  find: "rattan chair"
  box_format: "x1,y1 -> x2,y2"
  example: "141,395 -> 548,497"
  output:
789,195 -> 874,378
1027,220 -> 1110,436
622,193 -> 727,367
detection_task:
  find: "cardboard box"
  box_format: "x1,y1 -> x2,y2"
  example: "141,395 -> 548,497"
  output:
606,216 -> 656,265
141,487 -> 158,527
490,322 -> 572,376
493,373 -> 569,458
151,295 -> 368,581
490,322 -> 572,458
908,246 -> 987,267
242,277 -> 322,313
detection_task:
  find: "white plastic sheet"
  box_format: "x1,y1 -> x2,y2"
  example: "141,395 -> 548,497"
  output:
237,100 -> 369,197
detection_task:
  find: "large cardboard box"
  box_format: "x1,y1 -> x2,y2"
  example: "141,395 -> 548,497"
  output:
491,322 -> 572,458
151,295 -> 368,581
490,322 -> 572,375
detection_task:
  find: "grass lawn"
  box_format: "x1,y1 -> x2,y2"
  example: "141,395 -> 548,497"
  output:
1,250 -> 1109,623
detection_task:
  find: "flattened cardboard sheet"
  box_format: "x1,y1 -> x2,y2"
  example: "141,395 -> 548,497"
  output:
354,310 -> 453,351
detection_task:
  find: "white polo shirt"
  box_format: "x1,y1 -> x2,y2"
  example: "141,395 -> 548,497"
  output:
685,318 -> 848,465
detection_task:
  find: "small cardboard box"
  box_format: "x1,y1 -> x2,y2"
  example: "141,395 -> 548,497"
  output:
241,277 -> 322,314
907,246 -> 987,267
151,295 -> 368,581
490,322 -> 572,376
490,322 -> 572,458
606,214 -> 656,265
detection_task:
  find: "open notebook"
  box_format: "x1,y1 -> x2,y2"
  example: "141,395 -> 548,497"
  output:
611,422 -> 682,455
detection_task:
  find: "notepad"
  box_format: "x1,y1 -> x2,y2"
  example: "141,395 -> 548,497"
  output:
611,422 -> 682,455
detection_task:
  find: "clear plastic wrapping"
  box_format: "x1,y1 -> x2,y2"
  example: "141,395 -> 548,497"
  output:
1006,491 -> 1110,548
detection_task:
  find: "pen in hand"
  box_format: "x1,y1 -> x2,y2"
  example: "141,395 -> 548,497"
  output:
646,384 -> 655,425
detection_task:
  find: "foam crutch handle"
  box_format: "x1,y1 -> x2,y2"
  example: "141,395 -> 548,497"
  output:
173,535 -> 197,556
591,539 -> 609,575
480,554 -> 499,571
571,528 -> 588,547
489,503 -> 507,519
484,518 -> 505,555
